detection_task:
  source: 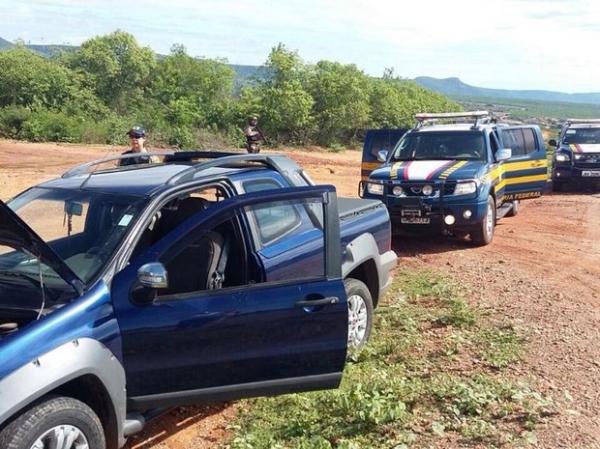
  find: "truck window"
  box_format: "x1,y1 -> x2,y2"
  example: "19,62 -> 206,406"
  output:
131,184 -> 228,258
155,198 -> 326,298
243,180 -> 302,246
522,128 -> 537,153
503,128 -> 537,157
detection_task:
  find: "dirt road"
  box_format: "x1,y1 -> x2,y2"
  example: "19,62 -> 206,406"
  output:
1,140 -> 599,448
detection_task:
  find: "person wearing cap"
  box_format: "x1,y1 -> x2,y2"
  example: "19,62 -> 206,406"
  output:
119,126 -> 159,166
243,116 -> 266,154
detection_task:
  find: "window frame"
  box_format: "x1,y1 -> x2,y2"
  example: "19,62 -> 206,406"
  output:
134,186 -> 336,303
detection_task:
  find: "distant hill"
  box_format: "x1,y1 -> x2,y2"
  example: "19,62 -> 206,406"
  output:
415,76 -> 600,106
0,37 -> 14,50
26,44 -> 77,57
0,37 -> 77,56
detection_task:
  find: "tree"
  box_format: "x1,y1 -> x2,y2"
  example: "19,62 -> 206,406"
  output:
0,46 -> 73,109
307,61 -> 372,146
151,44 -> 235,128
67,31 -> 156,113
240,44 -> 314,143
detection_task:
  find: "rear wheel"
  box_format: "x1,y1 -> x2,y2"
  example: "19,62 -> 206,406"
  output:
471,195 -> 496,246
0,396 -> 105,449
344,278 -> 374,349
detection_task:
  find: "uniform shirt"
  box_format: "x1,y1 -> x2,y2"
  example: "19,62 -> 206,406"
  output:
119,149 -> 159,166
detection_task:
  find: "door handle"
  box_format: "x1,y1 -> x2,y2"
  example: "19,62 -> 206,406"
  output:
295,296 -> 340,307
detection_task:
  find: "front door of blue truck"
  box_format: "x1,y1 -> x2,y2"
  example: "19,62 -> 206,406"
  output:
111,186 -> 347,408
498,126 -> 549,201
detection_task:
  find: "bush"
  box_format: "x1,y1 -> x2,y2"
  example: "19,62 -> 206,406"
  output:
20,109 -> 84,142
167,126 -> 196,149
0,105 -> 31,138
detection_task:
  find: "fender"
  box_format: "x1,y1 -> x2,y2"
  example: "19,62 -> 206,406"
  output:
342,232 -> 397,297
0,338 -> 127,448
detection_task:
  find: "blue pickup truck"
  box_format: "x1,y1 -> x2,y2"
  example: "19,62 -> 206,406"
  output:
0,152 -> 396,449
359,112 -> 549,245
550,119 -> 600,190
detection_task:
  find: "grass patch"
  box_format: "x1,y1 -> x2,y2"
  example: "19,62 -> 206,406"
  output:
225,269 -> 550,448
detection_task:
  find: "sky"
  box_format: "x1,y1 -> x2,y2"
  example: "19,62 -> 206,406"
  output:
1,0 -> 600,93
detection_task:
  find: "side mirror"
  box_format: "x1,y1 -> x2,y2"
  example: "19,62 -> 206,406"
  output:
377,150 -> 388,162
495,148 -> 512,162
548,139 -> 557,147
137,262 -> 168,289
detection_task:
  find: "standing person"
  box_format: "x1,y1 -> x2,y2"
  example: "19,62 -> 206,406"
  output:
244,116 -> 267,154
119,126 -> 159,166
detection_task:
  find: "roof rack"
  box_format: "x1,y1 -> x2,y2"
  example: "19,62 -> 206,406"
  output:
61,150 -> 249,179
62,152 -> 174,178
565,118 -> 600,125
165,153 -> 300,186
414,111 -> 490,129
61,150 -> 304,189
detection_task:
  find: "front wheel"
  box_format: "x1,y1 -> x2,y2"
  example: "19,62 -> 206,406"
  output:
345,278 -> 374,349
552,180 -> 564,192
470,195 -> 496,246
0,396 -> 106,449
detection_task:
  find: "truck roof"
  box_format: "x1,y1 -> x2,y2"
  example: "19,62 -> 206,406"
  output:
36,152 -> 304,196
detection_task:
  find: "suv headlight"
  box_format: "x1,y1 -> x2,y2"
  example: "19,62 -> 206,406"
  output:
556,153 -> 570,162
453,181 -> 478,196
367,182 -> 384,195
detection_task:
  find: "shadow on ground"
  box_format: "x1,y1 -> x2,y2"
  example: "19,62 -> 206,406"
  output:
126,404 -> 230,449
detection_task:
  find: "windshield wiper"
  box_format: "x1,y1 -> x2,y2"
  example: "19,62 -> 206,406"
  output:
0,270 -> 42,288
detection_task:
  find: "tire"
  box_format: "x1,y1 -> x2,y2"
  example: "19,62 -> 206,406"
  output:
0,396 -> 106,449
471,195 -> 496,246
344,278 -> 374,349
505,200 -> 520,217
553,180 -> 563,192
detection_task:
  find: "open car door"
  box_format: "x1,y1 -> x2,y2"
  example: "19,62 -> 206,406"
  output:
361,129 -> 407,181
112,185 -> 348,408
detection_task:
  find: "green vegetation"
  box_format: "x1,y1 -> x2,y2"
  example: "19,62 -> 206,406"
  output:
456,95 -> 600,121
226,269 -> 552,448
0,32 -> 459,148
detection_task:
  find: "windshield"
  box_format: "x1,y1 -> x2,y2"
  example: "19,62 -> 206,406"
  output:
391,131 -> 486,161
5,187 -> 147,284
563,128 -> 600,144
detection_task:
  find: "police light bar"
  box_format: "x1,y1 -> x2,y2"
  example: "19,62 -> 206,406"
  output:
415,111 -> 489,121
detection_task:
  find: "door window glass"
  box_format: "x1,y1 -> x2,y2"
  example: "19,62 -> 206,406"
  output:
503,128 -> 538,157
152,197 -> 326,299
503,129 -> 526,156
243,180 -> 302,245
522,128 -> 537,153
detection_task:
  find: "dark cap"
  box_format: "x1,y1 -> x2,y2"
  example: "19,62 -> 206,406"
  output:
127,126 -> 146,138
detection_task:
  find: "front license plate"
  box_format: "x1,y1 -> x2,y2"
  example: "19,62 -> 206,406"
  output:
401,217 -> 431,224
401,208 -> 421,217
582,170 -> 600,177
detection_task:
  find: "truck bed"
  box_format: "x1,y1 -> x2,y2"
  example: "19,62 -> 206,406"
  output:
338,197 -> 384,220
